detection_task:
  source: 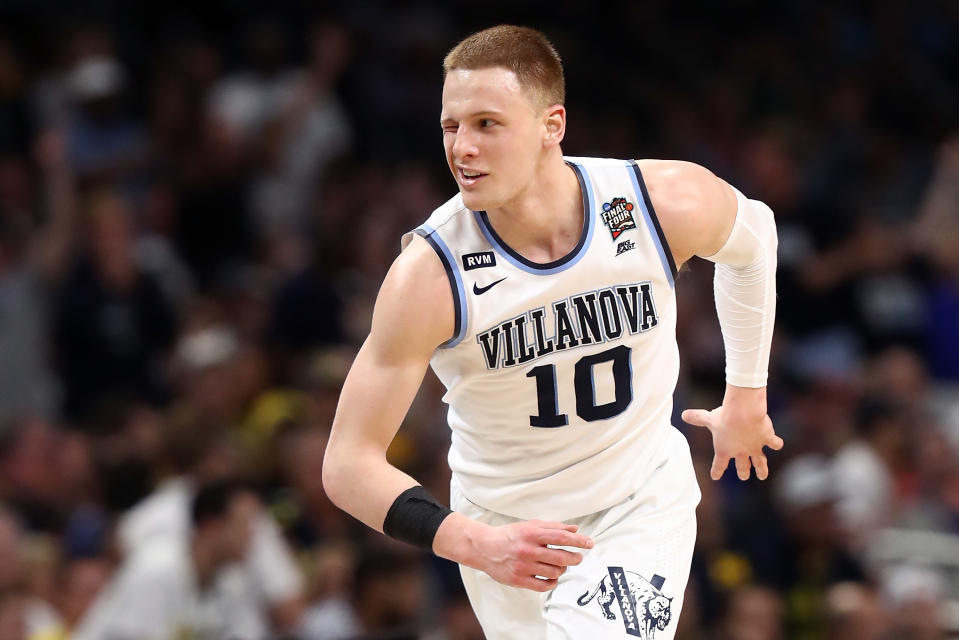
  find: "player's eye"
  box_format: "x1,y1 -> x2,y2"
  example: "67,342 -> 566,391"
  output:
441,123 -> 458,133
479,118 -> 496,128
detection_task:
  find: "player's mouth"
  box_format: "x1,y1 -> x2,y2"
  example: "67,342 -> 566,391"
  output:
458,167 -> 488,187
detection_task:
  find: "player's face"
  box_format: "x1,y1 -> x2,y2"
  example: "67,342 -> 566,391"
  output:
441,67 -> 547,211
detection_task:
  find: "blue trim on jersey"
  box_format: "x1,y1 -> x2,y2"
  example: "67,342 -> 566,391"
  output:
627,161 -> 677,288
415,224 -> 468,348
471,161 -> 596,276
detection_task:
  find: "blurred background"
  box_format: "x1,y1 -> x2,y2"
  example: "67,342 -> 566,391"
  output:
0,0 -> 956,638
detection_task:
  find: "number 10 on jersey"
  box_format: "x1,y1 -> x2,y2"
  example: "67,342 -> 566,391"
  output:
525,345 -> 632,427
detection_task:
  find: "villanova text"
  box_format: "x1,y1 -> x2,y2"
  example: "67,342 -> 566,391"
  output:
476,283 -> 659,369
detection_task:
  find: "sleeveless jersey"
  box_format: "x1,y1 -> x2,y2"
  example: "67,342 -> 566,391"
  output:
402,157 -> 681,521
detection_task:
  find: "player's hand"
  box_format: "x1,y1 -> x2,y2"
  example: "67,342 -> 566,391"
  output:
682,385 -> 783,481
457,518 -> 594,591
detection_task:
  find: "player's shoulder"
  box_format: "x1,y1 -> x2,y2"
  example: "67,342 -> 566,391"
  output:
375,196 -> 461,351
373,242 -> 454,352
636,159 -> 724,211
562,156 -> 728,213
563,155 -> 715,193
388,235 -> 448,302
636,159 -> 737,265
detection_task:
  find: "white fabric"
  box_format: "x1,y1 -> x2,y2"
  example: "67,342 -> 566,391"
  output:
404,156 -> 680,522
703,187 -> 778,388
118,476 -> 188,550
299,597 -> 361,640
454,428 -> 699,640
832,441 -> 894,537
119,477 -> 304,605
73,537 -> 266,640
24,599 -> 63,638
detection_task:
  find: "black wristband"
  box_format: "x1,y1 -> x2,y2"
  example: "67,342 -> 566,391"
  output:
382,486 -> 453,550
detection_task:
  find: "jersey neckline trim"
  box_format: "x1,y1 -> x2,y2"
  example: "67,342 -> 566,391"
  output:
471,161 -> 595,275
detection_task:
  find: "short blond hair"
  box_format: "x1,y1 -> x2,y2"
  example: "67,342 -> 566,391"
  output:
443,25 -> 565,109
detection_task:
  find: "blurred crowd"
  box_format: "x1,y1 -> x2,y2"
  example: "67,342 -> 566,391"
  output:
0,0 -> 957,638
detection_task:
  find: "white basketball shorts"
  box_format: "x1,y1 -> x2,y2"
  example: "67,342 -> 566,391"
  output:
451,427 -> 700,640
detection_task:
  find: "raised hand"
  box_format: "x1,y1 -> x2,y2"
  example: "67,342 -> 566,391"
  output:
682,385 -> 783,481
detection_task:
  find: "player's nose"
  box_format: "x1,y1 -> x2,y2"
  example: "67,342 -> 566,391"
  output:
451,126 -> 479,159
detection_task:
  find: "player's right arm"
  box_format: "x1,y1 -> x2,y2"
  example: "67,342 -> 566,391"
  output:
322,235 -> 446,528
323,235 -> 593,591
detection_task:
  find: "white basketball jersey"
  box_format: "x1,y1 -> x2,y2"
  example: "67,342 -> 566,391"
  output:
403,157 -> 681,521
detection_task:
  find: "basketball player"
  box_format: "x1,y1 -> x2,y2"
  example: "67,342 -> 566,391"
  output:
324,25 -> 782,639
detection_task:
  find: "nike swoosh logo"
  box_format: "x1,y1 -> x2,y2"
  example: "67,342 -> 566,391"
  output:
473,277 -> 507,295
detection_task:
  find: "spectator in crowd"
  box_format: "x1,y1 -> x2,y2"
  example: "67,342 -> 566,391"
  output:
717,585 -> 785,640
53,189 -> 177,422
62,55 -> 149,191
0,128 -> 78,423
832,395 -> 909,549
299,544 -> 428,640
273,423 -> 359,548
118,413 -> 305,635
913,133 -> 959,380
824,582 -> 886,640
772,455 -> 866,637
0,418 -> 67,534
53,556 -> 110,637
0,506 -> 63,639
880,564 -> 949,640
74,479 -> 265,640
298,539 -> 358,640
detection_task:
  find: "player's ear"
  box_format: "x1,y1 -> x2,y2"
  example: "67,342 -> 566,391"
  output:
543,104 -> 566,148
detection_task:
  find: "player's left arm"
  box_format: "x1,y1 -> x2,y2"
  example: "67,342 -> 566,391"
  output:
639,159 -> 784,481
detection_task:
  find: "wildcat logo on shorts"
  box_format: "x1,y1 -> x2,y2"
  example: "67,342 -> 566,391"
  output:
577,567 -> 673,638
601,197 -> 637,240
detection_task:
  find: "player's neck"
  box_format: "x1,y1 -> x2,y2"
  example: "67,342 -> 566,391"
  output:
484,153 -> 582,263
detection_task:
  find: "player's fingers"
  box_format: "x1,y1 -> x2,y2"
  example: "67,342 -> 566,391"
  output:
536,528 -> 594,550
519,576 -> 558,592
535,521 -> 579,532
681,409 -> 712,428
753,454 -> 769,481
532,562 -> 567,580
710,455 -> 728,480
735,456 -> 751,481
767,434 -> 785,451
538,548 -> 584,568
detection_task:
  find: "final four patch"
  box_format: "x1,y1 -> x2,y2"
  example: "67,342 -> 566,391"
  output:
601,197 -> 637,240
577,567 -> 673,638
